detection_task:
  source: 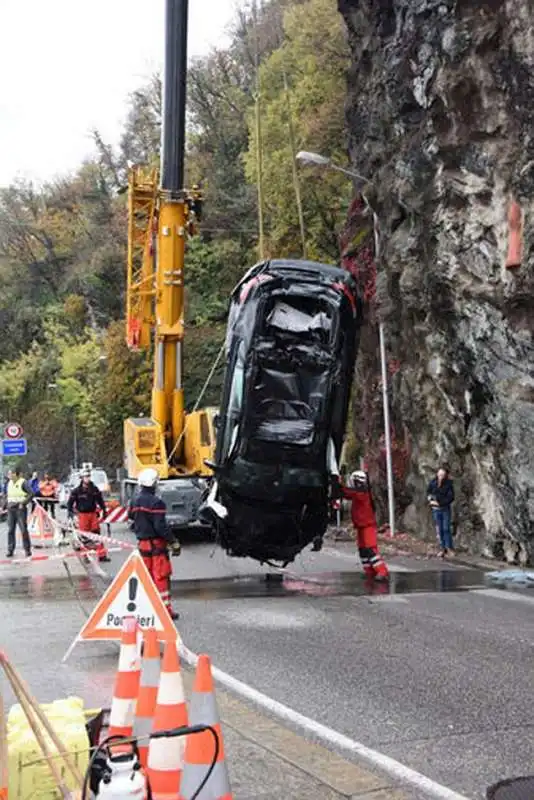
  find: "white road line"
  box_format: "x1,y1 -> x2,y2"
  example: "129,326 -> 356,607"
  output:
179,642 -> 471,800
473,588 -> 534,606
322,547 -> 416,572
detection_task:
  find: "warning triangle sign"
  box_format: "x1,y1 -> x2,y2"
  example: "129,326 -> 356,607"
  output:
29,505 -> 55,542
64,551 -> 178,659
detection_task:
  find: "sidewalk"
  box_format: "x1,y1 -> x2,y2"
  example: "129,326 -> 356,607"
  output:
327,524 -> 519,573
181,670 -> 410,800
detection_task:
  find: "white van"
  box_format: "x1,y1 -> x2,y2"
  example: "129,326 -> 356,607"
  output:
59,465 -> 111,507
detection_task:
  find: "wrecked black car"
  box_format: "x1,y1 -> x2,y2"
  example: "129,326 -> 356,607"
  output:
201,259 -> 362,565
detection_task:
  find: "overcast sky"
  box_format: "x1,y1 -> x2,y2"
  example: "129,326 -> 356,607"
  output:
0,0 -> 237,187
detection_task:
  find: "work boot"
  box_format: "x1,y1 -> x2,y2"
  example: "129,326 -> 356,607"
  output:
5,552 -> 13,558
373,562 -> 390,581
98,554 -> 111,563
311,536 -> 323,552
169,609 -> 180,621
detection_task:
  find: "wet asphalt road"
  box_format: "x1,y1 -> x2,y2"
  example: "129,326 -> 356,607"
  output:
2,525 -> 534,799
171,541 -> 534,799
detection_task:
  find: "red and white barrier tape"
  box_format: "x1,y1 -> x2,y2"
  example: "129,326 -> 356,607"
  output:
0,547 -> 123,567
34,502 -> 136,553
70,528 -> 135,551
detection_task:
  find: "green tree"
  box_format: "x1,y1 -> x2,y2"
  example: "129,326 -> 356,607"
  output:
245,0 -> 352,261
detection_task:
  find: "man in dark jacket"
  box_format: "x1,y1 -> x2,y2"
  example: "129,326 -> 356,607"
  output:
128,468 -> 179,620
67,467 -> 109,562
427,466 -> 455,557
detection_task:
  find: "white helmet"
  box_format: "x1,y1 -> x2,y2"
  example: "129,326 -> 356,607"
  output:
138,468 -> 159,488
349,470 -> 368,488
81,467 -> 91,478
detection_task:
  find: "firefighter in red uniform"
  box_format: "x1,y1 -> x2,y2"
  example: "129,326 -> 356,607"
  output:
67,467 -> 110,562
128,468 -> 180,621
342,470 -> 389,580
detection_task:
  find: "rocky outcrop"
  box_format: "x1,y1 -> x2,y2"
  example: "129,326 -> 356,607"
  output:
338,0 -> 534,562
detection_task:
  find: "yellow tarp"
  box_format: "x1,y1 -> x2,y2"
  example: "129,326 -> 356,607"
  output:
7,696 -> 89,800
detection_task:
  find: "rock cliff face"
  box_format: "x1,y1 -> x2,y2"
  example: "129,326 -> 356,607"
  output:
338,0 -> 534,562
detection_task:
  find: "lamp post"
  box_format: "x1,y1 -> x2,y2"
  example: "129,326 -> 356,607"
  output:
296,150 -> 396,537
48,384 -> 79,470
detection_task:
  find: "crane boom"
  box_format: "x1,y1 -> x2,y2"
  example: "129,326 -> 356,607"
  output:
122,0 -> 215,527
153,0 -> 188,451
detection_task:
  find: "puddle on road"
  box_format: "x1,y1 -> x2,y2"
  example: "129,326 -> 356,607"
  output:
2,566 -> 533,603
0,573 -> 102,602
168,568 -> 490,600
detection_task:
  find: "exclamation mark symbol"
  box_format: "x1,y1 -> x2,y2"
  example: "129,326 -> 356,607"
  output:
127,577 -> 138,612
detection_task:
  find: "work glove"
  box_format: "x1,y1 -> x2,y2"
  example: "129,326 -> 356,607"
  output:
330,476 -> 342,501
169,540 -> 182,557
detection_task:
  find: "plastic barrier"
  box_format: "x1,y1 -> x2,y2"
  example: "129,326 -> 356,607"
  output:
7,696 -> 89,799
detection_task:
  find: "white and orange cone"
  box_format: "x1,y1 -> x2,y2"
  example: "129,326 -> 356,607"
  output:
179,655 -> 232,800
108,617 -> 141,743
133,628 -> 161,768
147,641 -> 188,800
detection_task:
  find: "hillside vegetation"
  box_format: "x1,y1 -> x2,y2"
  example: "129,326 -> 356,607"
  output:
0,0 -> 350,477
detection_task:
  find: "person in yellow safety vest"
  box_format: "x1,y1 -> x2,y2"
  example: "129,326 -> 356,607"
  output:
39,473 -> 59,518
6,468 -> 33,559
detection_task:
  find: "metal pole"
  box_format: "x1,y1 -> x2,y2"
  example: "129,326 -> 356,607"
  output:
365,194 -> 395,538
253,0 -> 265,260
160,0 -> 188,192
378,322 -> 395,537
283,69 -> 307,258
73,415 -> 78,470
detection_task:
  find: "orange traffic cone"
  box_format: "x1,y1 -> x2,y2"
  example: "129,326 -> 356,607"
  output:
133,629 -> 161,768
108,617 -> 141,742
28,504 -> 55,547
179,655 -> 232,800
147,641 -> 188,800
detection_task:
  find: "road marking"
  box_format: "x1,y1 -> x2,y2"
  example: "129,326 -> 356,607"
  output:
367,595 -> 410,604
179,642 -> 471,800
473,588 -> 534,606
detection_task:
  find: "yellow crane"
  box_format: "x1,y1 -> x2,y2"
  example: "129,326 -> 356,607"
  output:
122,0 -> 216,529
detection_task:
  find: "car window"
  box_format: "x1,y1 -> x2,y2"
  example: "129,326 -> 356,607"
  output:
220,341 -> 245,460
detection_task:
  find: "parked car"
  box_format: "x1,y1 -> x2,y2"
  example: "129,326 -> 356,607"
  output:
200,258 -> 362,565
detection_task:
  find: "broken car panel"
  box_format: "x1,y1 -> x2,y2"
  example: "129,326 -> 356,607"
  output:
201,259 -> 362,565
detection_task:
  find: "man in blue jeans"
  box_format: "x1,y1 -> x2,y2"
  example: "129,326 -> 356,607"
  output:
427,466 -> 455,557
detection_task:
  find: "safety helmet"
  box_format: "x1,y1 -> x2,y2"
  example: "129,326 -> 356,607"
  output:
81,467 -> 91,478
349,470 -> 368,488
138,467 -> 159,488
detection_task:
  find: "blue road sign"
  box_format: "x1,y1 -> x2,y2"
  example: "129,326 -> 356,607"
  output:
2,438 -> 27,456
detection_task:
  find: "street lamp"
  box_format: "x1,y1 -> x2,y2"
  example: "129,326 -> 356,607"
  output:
296,150 -> 396,537
48,383 -> 79,470
296,151 -> 371,187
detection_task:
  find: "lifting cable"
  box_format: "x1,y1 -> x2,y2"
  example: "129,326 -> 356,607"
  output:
165,340 -> 226,466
